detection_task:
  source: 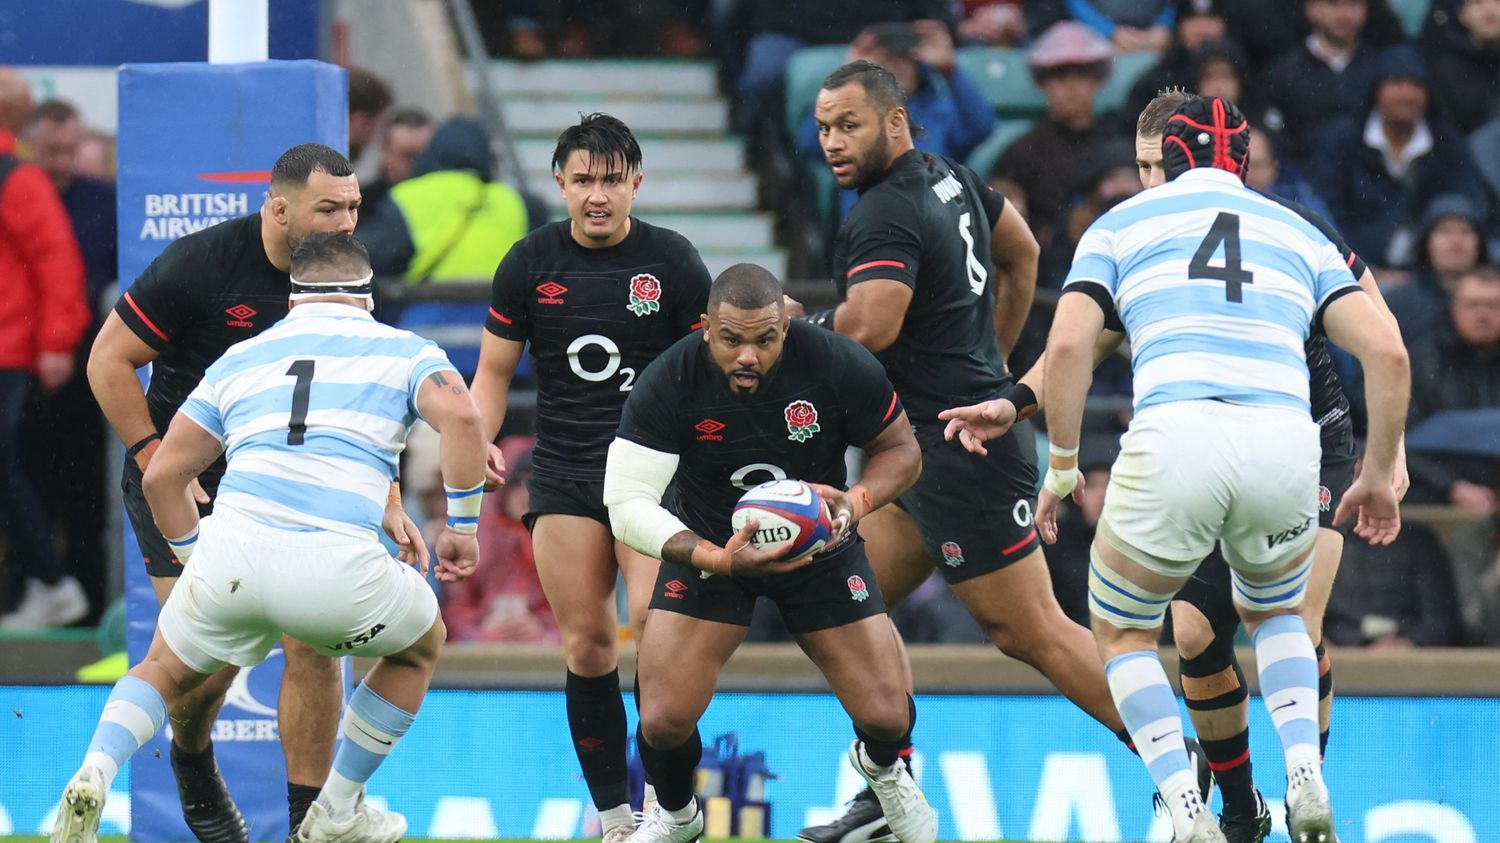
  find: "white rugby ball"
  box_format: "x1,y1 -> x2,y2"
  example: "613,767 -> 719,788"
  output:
731,479 -> 835,560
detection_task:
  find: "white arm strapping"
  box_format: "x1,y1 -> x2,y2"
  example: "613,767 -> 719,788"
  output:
603,437 -> 692,559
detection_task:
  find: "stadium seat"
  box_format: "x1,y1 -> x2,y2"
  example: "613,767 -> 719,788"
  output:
956,47 -> 1048,119
1391,0 -> 1430,37
965,120 -> 1033,181
1095,50 -> 1159,117
783,45 -> 850,141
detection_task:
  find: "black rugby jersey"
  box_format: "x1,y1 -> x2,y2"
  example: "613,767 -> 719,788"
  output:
487,219 -> 711,481
616,321 -> 902,546
1256,191 -> 1364,438
833,150 -> 1011,428
114,214 -> 290,486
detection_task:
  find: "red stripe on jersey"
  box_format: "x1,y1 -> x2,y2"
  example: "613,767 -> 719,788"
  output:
881,392 -> 899,424
1346,253 -> 1357,269
847,259 -> 907,278
691,320 -> 703,330
1001,528 -> 1038,557
488,307 -> 513,325
123,292 -> 169,342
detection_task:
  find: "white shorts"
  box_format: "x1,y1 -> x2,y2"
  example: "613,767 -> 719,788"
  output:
158,507 -> 439,674
1099,400 -> 1320,577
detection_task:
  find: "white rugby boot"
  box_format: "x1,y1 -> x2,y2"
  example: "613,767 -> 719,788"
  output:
1285,761 -> 1334,842
848,740 -> 937,843
626,800 -> 704,843
1168,787 -> 1228,843
51,766 -> 106,843
294,792 -> 406,843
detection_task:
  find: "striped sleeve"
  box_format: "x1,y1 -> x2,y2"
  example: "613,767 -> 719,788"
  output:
1312,239 -> 1360,307
179,378 -> 225,444
1064,224 -> 1120,296
407,339 -> 461,400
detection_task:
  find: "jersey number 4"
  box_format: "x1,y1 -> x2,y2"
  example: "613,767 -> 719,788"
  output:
286,359 -> 314,445
1190,212 -> 1255,302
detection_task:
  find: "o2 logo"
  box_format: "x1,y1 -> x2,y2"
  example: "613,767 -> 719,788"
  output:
567,334 -> 636,391
730,463 -> 787,491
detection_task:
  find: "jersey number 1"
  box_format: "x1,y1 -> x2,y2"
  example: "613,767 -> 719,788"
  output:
286,359 -> 314,445
1190,212 -> 1254,302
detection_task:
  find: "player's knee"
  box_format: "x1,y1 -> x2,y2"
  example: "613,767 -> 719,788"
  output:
1173,609 -> 1216,662
561,626 -> 617,674
638,702 -> 697,749
978,619 -> 1035,663
853,697 -> 910,742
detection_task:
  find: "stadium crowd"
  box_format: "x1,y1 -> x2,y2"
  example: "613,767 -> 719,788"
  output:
1,0 -> 1499,655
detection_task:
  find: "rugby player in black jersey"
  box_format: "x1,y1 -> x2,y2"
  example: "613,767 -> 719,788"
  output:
87,144 -> 413,842
791,61 -> 1151,843
943,90 -> 1410,842
469,113 -> 712,840
602,263 -> 934,843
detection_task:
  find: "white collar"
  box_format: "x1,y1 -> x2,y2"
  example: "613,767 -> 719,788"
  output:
1174,167 -> 1246,187
1363,112 -> 1434,178
285,301 -> 374,320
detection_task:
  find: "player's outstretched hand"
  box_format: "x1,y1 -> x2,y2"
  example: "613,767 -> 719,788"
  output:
938,398 -> 1018,456
1334,474 -> 1401,546
720,519 -> 814,577
384,505 -> 431,574
435,528 -> 480,582
483,441 -> 507,492
1035,469 -> 1086,545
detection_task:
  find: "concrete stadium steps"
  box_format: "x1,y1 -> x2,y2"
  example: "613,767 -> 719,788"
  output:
501,96 -> 728,135
486,59 -> 719,98
637,212 -> 775,250
512,135 -> 748,174
494,57 -> 788,278
702,250 -> 787,280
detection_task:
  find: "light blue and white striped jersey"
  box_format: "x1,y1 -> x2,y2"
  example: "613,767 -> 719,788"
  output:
1064,168 -> 1358,413
179,302 -> 458,540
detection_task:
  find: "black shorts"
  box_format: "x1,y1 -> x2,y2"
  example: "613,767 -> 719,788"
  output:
523,471 -> 609,531
896,420 -> 1041,584
122,459 -> 218,578
648,537 -> 887,635
1174,422 -> 1357,630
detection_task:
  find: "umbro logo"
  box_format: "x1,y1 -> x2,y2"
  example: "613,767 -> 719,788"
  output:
695,418 -> 726,441
663,579 -> 688,599
225,304 -> 257,327
577,736 -> 606,752
536,281 -> 568,304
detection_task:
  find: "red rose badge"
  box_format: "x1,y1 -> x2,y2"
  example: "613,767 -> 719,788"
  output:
628,273 -> 662,317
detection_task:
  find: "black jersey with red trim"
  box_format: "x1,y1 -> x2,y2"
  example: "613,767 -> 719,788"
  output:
832,150 -> 1010,426
617,320 -> 902,546
486,218 -> 711,481
1255,191 -> 1363,437
113,214 -> 290,450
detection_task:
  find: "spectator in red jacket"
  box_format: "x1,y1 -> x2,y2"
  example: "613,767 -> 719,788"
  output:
0,67 -> 90,629
443,438 -> 559,643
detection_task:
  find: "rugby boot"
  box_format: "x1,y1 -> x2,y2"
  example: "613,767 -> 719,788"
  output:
796,788 -> 895,843
1285,761 -> 1334,843
51,766 -> 106,843
625,800 -> 704,843
1220,788 -> 1272,843
848,741 -> 936,843
294,793 -> 406,843
171,748 -> 249,843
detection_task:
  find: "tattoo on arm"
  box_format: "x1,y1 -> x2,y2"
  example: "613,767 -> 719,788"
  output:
428,371 -> 467,396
